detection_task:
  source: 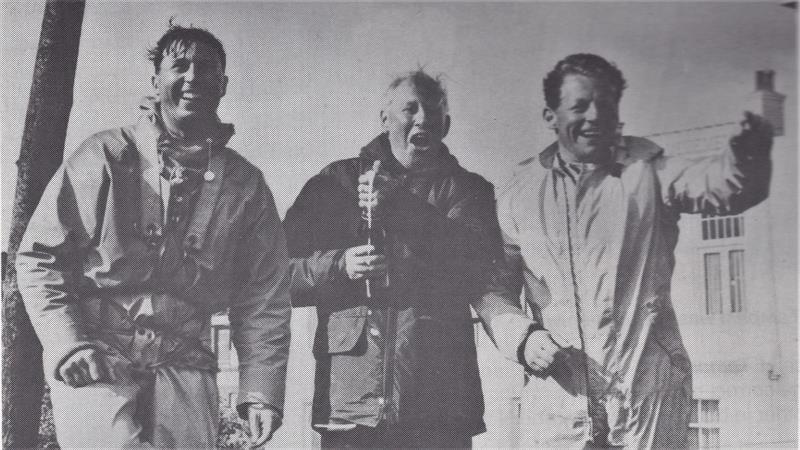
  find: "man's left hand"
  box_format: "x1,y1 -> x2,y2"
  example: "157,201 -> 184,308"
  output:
358,161 -> 401,214
248,403 -> 282,448
730,111 -> 773,158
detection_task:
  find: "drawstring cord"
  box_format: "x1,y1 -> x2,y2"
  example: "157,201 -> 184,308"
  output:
560,172 -> 596,441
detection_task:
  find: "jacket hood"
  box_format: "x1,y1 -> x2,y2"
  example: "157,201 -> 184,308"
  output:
358,132 -> 461,177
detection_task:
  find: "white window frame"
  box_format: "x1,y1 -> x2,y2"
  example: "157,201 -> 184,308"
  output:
689,398 -> 721,448
700,213 -> 744,241
701,247 -> 746,315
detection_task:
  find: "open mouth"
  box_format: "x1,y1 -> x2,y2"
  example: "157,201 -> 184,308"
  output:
409,132 -> 432,147
180,92 -> 204,101
578,129 -> 605,140
579,129 -> 601,137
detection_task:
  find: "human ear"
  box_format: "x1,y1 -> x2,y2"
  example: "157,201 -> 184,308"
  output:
380,110 -> 389,130
220,75 -> 228,98
543,108 -> 557,130
151,75 -> 159,98
442,115 -> 451,139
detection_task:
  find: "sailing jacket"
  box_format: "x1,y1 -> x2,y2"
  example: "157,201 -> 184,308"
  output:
284,133 -> 532,435
485,133 -> 771,446
16,105 -> 292,415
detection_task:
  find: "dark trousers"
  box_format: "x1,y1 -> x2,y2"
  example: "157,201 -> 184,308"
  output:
319,424 -> 472,449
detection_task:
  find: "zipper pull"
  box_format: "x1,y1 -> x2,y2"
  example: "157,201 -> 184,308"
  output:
204,138 -> 216,182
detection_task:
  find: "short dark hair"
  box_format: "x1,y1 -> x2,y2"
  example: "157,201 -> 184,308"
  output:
543,53 -> 626,109
148,20 -> 226,73
384,69 -> 449,113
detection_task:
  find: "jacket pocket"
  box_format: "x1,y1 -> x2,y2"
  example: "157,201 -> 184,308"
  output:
314,306 -> 368,355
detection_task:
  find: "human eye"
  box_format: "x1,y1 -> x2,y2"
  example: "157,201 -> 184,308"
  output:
195,59 -> 217,73
171,59 -> 190,72
401,102 -> 418,114
571,100 -> 589,112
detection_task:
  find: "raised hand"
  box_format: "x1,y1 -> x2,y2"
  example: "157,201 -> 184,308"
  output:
729,111 -> 773,159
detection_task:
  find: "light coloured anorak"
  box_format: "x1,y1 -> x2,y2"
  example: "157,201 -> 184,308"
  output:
486,135 -> 770,447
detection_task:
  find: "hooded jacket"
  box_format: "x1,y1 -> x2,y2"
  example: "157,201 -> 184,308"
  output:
284,133 -> 531,435
16,101 -> 292,414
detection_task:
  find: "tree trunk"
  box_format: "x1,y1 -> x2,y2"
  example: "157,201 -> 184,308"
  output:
2,1 -> 85,448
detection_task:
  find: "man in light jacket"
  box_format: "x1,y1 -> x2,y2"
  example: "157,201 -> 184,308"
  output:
485,53 -> 772,448
16,23 -> 291,448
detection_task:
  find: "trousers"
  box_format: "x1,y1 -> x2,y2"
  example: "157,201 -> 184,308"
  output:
48,339 -> 218,448
319,423 -> 473,449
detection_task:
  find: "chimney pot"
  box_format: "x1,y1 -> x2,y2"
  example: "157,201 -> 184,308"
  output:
756,70 -> 775,91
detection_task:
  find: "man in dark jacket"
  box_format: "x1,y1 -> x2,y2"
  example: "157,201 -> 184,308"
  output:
284,70 -> 535,448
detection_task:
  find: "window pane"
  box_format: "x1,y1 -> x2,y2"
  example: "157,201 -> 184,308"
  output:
729,250 -> 745,313
733,217 -> 740,237
216,328 -> 231,369
701,399 -> 720,423
725,218 -> 732,238
229,340 -> 239,367
702,428 -> 720,448
689,428 -> 699,449
702,221 -> 708,240
704,253 -> 723,314
709,220 -> 717,239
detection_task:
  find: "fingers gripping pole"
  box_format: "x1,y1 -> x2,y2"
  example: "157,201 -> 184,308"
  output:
365,160 -> 381,298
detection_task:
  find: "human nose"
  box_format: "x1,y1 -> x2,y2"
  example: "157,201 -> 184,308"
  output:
183,63 -> 197,83
413,106 -> 427,124
584,102 -> 598,122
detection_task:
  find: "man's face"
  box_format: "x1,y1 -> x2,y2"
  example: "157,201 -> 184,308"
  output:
151,40 -> 227,131
544,74 -> 620,162
381,81 -> 450,167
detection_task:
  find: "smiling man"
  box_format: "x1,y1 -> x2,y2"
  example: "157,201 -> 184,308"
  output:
485,53 -> 773,447
283,70 -> 535,448
16,24 -> 291,448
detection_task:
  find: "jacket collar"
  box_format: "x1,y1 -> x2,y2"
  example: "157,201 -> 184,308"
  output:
539,140 -> 624,178
358,132 -> 461,178
132,97 -> 234,254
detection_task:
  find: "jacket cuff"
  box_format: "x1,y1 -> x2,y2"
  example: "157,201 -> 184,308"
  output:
487,313 -> 539,361
517,323 -> 546,376
237,391 -> 283,420
50,342 -> 102,382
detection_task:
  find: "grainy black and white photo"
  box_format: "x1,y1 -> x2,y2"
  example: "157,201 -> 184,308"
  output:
1,1 -> 796,448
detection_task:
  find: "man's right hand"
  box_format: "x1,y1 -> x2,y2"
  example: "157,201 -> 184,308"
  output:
58,348 -> 115,388
343,244 -> 387,280
523,330 -> 567,373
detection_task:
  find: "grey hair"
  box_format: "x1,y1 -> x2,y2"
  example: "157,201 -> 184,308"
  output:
381,69 -> 449,114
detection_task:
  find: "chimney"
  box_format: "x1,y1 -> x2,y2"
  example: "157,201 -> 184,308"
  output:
750,70 -> 785,136
756,70 -> 775,91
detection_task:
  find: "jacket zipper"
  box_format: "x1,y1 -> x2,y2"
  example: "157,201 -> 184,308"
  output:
381,305 -> 397,423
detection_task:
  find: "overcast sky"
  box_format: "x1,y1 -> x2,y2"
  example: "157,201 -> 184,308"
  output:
1,1 -> 796,248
